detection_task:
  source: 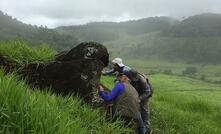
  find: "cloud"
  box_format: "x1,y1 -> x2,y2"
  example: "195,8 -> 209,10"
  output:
0,0 -> 221,28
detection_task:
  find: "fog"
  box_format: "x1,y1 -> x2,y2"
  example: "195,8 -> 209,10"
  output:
0,0 -> 221,28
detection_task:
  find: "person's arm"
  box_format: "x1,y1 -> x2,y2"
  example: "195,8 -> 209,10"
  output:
99,83 -> 125,102
102,69 -> 116,76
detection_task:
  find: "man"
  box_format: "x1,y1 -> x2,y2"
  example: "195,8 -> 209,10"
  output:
102,58 -> 131,76
99,74 -> 146,134
103,58 -> 152,133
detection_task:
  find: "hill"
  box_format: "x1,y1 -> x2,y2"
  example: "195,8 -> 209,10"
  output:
161,13 -> 221,37
105,13 -> 221,64
56,16 -> 177,42
0,11 -> 78,51
1,11 -> 221,64
0,41 -> 131,134
0,37 -> 221,134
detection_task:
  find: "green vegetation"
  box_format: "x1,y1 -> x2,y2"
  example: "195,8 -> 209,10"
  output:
0,69 -> 131,134
103,13 -> 221,64
0,11 -> 78,51
102,75 -> 221,134
0,39 -> 131,134
0,40 -> 56,65
150,74 -> 221,134
1,10 -> 221,134
105,34 -> 221,64
56,16 -> 176,43
2,11 -> 221,64
161,13 -> 221,37
123,59 -> 221,83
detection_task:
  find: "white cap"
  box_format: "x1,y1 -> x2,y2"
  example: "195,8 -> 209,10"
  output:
112,58 -> 125,67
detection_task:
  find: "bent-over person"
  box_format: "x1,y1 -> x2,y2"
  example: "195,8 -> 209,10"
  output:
98,74 -> 146,134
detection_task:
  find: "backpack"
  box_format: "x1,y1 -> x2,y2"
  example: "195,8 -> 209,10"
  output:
138,72 -> 154,97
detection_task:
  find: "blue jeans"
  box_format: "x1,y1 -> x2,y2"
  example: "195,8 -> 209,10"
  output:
136,113 -> 146,134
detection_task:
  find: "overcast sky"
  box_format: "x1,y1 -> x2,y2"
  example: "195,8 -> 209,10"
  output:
0,0 -> 221,28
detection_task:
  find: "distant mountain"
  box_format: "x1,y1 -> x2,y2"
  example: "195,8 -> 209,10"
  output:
0,11 -> 78,51
161,13 -> 221,37
1,11 -> 221,64
105,13 -> 221,64
56,16 -> 178,42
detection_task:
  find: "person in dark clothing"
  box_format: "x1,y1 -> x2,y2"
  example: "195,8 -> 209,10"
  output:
99,74 -> 146,134
103,58 -> 153,133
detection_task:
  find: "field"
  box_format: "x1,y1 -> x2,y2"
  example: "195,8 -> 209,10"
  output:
123,59 -> 221,83
0,41 -> 221,134
150,74 -> 221,134
123,59 -> 221,133
102,74 -> 221,134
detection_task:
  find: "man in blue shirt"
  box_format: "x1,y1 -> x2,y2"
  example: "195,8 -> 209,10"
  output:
99,74 -> 146,134
103,58 -> 153,133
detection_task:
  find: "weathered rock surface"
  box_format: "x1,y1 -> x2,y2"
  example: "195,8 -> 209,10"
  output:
19,42 -> 109,104
55,42 -> 109,66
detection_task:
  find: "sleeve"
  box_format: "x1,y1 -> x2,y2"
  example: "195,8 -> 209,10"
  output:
99,83 -> 125,102
102,69 -> 116,76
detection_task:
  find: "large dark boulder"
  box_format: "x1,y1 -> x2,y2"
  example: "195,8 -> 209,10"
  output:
56,42 -> 109,66
19,42 -> 109,104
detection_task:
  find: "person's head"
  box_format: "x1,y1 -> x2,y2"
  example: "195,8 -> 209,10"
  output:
112,58 -> 124,69
118,73 -> 131,83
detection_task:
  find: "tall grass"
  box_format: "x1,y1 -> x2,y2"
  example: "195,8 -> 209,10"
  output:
102,75 -> 221,134
150,74 -> 221,134
0,70 -> 131,134
0,40 -> 56,65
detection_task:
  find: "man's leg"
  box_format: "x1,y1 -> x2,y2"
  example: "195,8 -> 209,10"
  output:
140,98 -> 150,133
136,113 -> 146,134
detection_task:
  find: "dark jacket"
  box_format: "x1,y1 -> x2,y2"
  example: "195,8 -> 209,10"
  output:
103,66 -> 153,100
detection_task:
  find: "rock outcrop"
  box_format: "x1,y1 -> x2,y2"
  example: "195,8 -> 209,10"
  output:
19,42 -> 109,104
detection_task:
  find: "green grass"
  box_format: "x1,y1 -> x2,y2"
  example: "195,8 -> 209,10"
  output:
0,69 -> 131,134
102,74 -> 221,134
0,40 -> 56,65
0,41 -> 132,134
121,59 -> 221,83
1,39 -> 221,133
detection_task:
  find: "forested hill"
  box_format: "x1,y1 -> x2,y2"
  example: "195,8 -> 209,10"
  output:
105,13 -> 221,64
56,16 -> 178,42
161,13 -> 221,37
0,11 -> 78,51
1,11 -> 221,64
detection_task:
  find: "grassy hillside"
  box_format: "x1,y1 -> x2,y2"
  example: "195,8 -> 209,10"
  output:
0,40 -> 56,65
102,75 -> 221,134
0,70 -> 131,134
150,74 -> 221,134
0,41 -> 131,134
1,40 -> 221,134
